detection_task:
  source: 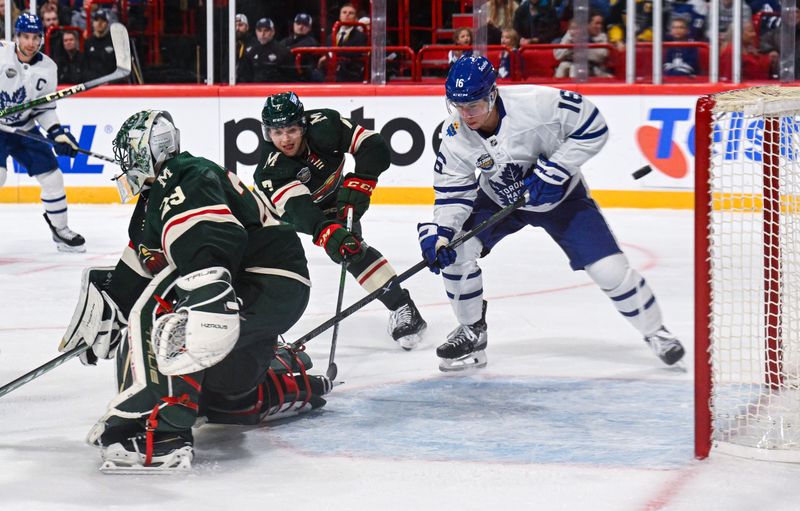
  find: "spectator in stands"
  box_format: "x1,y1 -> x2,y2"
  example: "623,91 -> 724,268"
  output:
760,14 -> 800,79
513,0 -> 562,45
319,3 -> 368,82
498,28 -> 520,78
709,0 -> 752,42
235,13 -> 255,78
448,27 -> 474,65
84,9 -> 117,81
238,17 -> 292,83
40,0 -> 71,27
281,13 -> 323,82
720,21 -> 776,80
554,14 -> 613,78
668,0 -> 707,41
488,0 -> 519,44
663,16 -> 699,76
41,3 -> 64,60
56,30 -> 86,84
607,0 -> 654,47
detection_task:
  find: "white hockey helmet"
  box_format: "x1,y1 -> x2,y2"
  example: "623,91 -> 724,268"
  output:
112,110 -> 180,203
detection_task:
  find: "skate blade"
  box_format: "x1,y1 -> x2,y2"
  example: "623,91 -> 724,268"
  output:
100,460 -> 191,474
438,350 -> 487,372
100,444 -> 193,474
56,243 -> 86,253
398,332 -> 423,351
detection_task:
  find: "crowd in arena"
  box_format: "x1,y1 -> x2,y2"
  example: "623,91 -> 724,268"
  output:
2,0 -> 793,84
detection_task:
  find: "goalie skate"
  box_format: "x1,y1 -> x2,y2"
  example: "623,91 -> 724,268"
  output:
437,301 -> 488,372
644,327 -> 685,366
388,292 -> 427,350
43,213 -> 86,253
99,432 -> 193,474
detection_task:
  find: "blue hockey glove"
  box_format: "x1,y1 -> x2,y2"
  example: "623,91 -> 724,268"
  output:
525,154 -> 571,207
417,223 -> 457,274
47,124 -> 79,157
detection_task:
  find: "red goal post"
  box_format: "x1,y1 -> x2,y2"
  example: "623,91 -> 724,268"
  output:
695,86 -> 800,462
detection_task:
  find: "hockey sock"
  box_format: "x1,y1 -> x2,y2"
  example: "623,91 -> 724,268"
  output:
442,260 -> 484,325
36,169 -> 68,229
586,253 -> 663,336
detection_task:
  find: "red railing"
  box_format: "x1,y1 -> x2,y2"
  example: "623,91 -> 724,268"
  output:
45,25 -> 85,55
291,46 -> 417,82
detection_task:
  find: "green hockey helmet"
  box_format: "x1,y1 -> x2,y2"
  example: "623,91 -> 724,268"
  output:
112,110 -> 180,203
261,91 -> 306,137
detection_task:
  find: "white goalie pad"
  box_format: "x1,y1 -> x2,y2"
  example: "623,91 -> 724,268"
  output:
152,267 -> 241,376
60,266 -> 126,363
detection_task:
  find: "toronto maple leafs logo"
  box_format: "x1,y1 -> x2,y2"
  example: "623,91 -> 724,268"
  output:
487,162 -> 533,205
0,86 -> 27,123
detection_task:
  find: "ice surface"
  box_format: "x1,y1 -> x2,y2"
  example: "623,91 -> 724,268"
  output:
2,204 -> 800,510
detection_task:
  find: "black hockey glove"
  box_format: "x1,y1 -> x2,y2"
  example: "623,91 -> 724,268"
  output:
314,221 -> 365,264
47,124 -> 80,157
336,173 -> 377,222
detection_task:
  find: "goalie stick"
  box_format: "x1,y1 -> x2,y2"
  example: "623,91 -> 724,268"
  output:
0,124 -> 116,163
326,207 -> 354,381
290,192 -> 530,351
0,23 -> 131,119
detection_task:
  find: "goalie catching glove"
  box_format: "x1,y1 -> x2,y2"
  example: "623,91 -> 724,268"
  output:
152,266 -> 241,375
336,173 -> 377,222
59,267 -> 127,365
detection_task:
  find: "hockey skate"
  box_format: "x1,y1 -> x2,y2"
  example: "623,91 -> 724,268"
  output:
43,213 -> 86,253
100,430 -> 193,474
437,301 -> 488,372
644,327 -> 685,366
388,291 -> 427,350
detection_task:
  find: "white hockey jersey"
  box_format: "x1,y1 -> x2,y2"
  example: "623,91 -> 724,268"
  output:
0,41 -> 59,131
432,85 -> 609,231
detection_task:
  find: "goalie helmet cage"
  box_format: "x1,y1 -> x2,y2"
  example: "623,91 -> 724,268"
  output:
695,86 -> 800,462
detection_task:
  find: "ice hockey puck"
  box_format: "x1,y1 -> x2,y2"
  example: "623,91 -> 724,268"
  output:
632,165 -> 653,180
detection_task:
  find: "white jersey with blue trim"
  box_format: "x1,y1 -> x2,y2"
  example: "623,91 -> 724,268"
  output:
0,41 -> 59,131
432,84 -> 609,231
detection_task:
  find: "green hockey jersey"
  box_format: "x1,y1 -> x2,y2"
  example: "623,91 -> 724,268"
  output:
252,108 -> 391,236
108,152 -> 309,315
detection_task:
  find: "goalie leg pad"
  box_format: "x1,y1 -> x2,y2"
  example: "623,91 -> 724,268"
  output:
585,253 -> 663,336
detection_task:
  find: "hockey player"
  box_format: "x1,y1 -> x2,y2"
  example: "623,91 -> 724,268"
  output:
254,91 -> 427,350
419,55 -> 685,372
0,13 -> 84,252
58,110 -> 331,471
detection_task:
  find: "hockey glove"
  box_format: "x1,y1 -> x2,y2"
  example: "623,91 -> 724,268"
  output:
337,173 -> 377,222
59,267 -> 128,366
46,124 -> 80,157
525,154 -> 572,207
152,267 -> 241,375
417,222 -> 457,274
315,221 -> 365,264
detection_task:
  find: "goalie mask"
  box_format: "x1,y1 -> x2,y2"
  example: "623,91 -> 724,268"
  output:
112,110 -> 181,203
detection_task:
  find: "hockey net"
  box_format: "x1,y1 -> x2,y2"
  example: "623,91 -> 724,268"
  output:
696,86 -> 800,462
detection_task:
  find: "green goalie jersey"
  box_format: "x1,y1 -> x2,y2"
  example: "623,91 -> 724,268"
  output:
107,152 -> 309,315
252,108 -> 391,235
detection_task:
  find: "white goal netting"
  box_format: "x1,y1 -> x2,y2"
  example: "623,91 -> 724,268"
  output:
704,86 -> 800,461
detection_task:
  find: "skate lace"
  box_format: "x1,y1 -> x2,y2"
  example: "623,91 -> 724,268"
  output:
446,324 -> 478,347
647,330 -> 679,354
389,303 -> 412,330
56,226 -> 80,239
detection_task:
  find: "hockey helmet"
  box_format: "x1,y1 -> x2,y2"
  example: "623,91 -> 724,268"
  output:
445,55 -> 497,104
14,13 -> 44,52
112,110 -> 181,203
261,91 -> 306,137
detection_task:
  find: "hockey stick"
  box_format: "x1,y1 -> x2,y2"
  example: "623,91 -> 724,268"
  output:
0,23 -> 131,119
326,207 -> 354,381
0,123 -> 116,163
0,344 -> 89,399
290,192 -> 529,351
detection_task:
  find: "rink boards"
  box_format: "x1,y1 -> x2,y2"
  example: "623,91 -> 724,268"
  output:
0,83 -> 746,208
